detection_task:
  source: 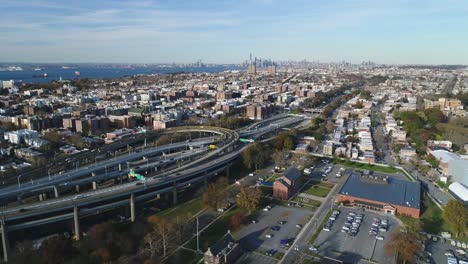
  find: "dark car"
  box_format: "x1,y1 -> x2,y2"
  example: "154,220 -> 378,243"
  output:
271,226 -> 280,231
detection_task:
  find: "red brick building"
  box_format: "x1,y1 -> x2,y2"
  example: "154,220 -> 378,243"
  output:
335,172 -> 421,218
273,168 -> 302,200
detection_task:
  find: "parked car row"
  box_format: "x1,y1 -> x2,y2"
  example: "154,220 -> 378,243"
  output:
342,211 -> 363,236
369,217 -> 387,240
323,210 -> 340,231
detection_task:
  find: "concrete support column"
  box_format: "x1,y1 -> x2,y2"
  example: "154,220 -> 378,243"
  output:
203,175 -> 208,189
130,193 -> 135,223
92,181 -> 97,190
1,224 -> 10,263
118,163 -> 122,171
75,185 -> 80,193
53,186 -> 59,198
172,182 -> 178,205
39,193 -> 44,201
156,193 -> 161,199
73,206 -> 80,241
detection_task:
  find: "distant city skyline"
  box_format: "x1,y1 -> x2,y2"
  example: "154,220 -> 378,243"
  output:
1,0 -> 468,64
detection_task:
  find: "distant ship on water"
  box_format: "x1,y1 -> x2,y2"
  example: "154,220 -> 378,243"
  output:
34,68 -> 44,71
32,73 -> 48,78
75,71 -> 80,76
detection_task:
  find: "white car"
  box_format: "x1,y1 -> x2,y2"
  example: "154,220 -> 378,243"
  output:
265,234 -> 273,238
249,173 -> 255,177
376,236 -> 384,240
262,207 -> 270,211
456,249 -> 466,255
309,246 -> 317,252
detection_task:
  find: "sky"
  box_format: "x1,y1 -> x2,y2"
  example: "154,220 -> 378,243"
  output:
1,0 -> 468,64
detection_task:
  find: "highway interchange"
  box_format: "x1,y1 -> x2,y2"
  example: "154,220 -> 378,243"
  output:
0,116 -> 304,230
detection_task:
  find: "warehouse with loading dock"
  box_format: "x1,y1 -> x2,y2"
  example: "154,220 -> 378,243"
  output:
335,171 -> 421,218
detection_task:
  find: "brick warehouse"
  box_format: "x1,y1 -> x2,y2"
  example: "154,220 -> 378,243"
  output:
335,172 -> 421,218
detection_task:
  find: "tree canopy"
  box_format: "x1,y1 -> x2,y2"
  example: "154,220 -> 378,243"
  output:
443,200 -> 468,237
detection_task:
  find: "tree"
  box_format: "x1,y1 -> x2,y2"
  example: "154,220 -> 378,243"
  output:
325,120 -> 335,134
271,150 -> 288,168
354,100 -> 364,109
230,212 -> 245,231
236,187 -> 262,214
142,232 -> 160,260
426,154 -> 440,168
202,177 -> 228,210
147,216 -> 175,257
443,200 -> 468,237
283,136 -> 295,151
424,108 -> 445,127
40,235 -> 75,264
242,143 -> 269,171
360,90 -> 372,100
11,240 -> 40,264
385,221 -> 422,263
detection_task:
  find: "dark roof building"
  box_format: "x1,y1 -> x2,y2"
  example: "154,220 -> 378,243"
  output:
204,231 -> 241,264
273,167 -> 303,200
283,167 -> 302,181
336,172 -> 421,218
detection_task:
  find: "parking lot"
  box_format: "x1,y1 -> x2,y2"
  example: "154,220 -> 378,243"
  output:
236,205 -> 313,258
426,237 -> 468,264
314,207 -> 398,264
235,251 -> 278,264
308,161 -> 350,184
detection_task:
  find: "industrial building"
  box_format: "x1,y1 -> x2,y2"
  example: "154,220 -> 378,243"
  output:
335,172 -> 421,218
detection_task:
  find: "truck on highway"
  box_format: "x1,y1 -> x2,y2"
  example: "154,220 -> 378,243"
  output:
129,169 -> 146,181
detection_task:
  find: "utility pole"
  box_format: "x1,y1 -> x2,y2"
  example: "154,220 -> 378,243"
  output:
196,215 -> 200,252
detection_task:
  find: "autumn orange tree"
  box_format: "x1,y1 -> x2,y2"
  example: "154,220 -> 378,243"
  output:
384,220 -> 422,264
236,187 -> 262,214
202,177 -> 229,210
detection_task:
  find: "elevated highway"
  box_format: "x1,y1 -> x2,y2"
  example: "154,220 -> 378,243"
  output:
0,123 -> 288,262
239,116 -> 304,139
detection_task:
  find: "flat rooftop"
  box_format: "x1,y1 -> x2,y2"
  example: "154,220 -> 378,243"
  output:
339,172 -> 421,209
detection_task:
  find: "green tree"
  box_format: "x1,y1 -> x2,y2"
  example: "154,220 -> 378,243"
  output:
443,200 -> 468,237
424,108 -> 445,127
242,143 -> 269,171
360,90 -> 372,100
283,136 -> 295,151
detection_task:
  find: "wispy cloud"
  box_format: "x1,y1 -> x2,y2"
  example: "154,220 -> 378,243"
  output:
0,0 -> 467,63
